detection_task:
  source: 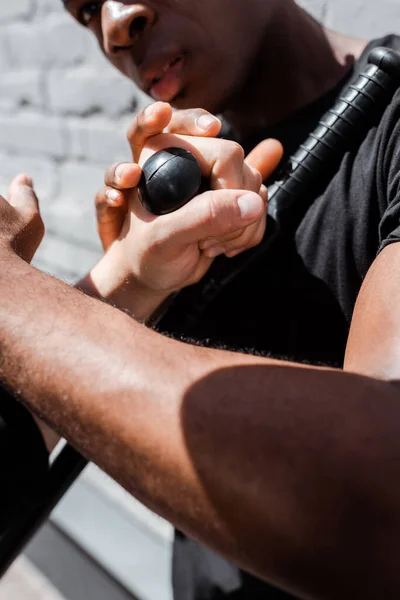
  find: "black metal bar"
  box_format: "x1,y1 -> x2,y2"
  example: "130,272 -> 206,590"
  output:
0,445 -> 87,578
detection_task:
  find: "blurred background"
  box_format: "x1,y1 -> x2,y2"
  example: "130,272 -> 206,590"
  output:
0,0 -> 399,598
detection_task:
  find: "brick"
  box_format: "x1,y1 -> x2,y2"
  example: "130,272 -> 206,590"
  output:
0,0 -> 34,23
37,0 -> 65,16
325,0 -> 400,37
33,232 -> 102,280
0,27 -> 12,70
43,198 -> 102,249
297,0 -> 327,21
67,116 -> 131,163
0,152 -> 58,202
47,66 -> 137,117
0,70 -> 44,109
0,112 -> 67,158
58,161 -> 107,203
42,161 -> 106,246
0,100 -> 16,115
7,14 -> 90,69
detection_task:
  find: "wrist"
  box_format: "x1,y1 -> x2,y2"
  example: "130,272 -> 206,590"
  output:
78,242 -> 171,323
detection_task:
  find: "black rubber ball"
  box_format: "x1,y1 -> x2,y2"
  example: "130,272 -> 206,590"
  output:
138,147 -> 203,215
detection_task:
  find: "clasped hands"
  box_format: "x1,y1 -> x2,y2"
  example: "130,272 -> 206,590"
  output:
0,102 -> 283,322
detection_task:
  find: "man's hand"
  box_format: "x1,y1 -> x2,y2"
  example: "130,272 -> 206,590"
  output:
0,174 -> 44,263
86,103 -> 283,320
96,102 -> 283,256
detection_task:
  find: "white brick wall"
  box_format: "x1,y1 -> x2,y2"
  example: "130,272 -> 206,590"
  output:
0,0 -> 149,280
0,0 -> 399,281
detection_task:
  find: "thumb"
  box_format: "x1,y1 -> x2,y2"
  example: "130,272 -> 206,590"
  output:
246,138 -> 284,181
164,189 -> 265,245
8,174 -> 40,219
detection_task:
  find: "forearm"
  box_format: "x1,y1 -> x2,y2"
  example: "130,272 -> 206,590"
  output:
2,255 -> 400,598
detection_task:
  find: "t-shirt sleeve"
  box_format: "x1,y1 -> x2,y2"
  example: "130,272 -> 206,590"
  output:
0,388 -> 49,534
378,168 -> 400,251
377,92 -> 400,253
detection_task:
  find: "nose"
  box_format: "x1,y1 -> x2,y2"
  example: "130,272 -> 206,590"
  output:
102,1 -> 156,55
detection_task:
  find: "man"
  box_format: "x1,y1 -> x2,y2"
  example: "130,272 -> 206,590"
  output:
2,0 -> 400,599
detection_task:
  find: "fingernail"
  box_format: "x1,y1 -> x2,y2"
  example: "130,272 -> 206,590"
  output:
106,189 -> 120,205
196,114 -> 219,131
114,164 -> 126,183
237,193 -> 263,219
144,103 -> 156,117
205,246 -> 224,258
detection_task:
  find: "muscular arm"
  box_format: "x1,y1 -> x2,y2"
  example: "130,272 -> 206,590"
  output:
1,251 -> 400,599
345,243 -> 400,378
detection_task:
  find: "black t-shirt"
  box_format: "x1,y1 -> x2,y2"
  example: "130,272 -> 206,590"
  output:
172,35 -> 400,600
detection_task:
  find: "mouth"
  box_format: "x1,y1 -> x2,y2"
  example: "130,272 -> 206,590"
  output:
147,55 -> 185,102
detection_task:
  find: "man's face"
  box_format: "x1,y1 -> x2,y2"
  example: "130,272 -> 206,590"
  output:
63,0 -> 268,113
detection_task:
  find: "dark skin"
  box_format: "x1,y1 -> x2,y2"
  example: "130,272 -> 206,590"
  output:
2,0 -> 400,597
2,186 -> 400,599
63,0 -> 366,137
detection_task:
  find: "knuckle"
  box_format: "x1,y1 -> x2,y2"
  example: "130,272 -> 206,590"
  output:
206,194 -> 221,234
207,192 -> 236,236
226,140 -> 245,162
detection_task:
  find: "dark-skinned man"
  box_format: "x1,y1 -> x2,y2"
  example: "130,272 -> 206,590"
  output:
2,0 -> 400,598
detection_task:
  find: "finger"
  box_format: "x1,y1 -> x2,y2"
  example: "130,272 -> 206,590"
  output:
160,189 -> 264,245
204,215 -> 266,258
223,216 -> 266,256
104,162 -> 142,190
128,102 -> 173,162
141,134 -> 248,190
142,133 -> 264,195
198,172 -> 266,250
197,139 -> 246,190
96,187 -> 129,251
246,138 -> 284,181
198,228 -> 245,250
8,174 -> 40,219
166,109 -> 221,137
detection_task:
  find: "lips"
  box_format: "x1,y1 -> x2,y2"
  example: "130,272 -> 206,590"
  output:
147,55 -> 185,102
